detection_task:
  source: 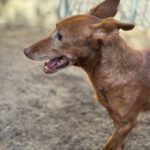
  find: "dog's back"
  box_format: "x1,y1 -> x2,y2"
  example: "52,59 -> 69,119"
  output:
145,50 -> 150,107
140,49 -> 150,110
143,49 -> 150,85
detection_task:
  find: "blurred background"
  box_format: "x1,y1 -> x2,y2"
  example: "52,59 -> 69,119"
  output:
0,0 -> 150,28
0,0 -> 150,150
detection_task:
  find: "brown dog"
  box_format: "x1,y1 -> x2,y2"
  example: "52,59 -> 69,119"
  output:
24,0 -> 150,149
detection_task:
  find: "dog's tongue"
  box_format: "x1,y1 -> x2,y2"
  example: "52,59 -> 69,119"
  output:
44,58 -> 58,74
47,58 -> 58,68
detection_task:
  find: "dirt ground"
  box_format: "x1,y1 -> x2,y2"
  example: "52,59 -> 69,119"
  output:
0,26 -> 150,150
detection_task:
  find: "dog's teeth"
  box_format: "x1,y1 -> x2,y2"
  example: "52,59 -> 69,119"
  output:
44,65 -> 49,71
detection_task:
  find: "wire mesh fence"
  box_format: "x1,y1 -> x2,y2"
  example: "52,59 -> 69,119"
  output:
58,0 -> 150,28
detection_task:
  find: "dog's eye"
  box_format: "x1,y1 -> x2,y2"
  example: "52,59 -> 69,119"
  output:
56,33 -> 63,41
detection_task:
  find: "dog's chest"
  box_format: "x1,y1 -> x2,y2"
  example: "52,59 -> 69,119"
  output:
91,69 -> 134,91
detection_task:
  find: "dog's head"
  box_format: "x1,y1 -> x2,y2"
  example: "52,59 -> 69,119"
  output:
24,0 -> 127,74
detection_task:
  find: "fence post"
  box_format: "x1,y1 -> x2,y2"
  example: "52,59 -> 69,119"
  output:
129,0 -> 140,22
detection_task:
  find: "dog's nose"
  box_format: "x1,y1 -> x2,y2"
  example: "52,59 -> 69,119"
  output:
24,48 -> 31,57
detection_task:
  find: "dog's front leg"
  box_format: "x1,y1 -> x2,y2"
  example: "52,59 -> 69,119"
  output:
103,117 -> 137,150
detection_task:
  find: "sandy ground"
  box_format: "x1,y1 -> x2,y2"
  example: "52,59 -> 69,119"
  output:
0,27 -> 150,150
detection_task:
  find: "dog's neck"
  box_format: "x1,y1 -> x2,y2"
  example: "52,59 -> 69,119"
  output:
80,36 -> 142,81
100,36 -> 141,70
76,48 -> 101,74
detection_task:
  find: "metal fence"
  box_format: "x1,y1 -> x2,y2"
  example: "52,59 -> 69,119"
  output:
58,0 -> 150,28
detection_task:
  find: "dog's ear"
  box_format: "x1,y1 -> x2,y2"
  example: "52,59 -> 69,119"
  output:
90,18 -> 135,48
92,18 -> 135,32
89,0 -> 120,19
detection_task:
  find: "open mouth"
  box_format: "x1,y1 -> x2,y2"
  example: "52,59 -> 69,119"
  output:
44,56 -> 70,74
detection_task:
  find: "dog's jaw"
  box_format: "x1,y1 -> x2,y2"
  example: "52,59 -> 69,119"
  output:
43,55 -> 75,74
